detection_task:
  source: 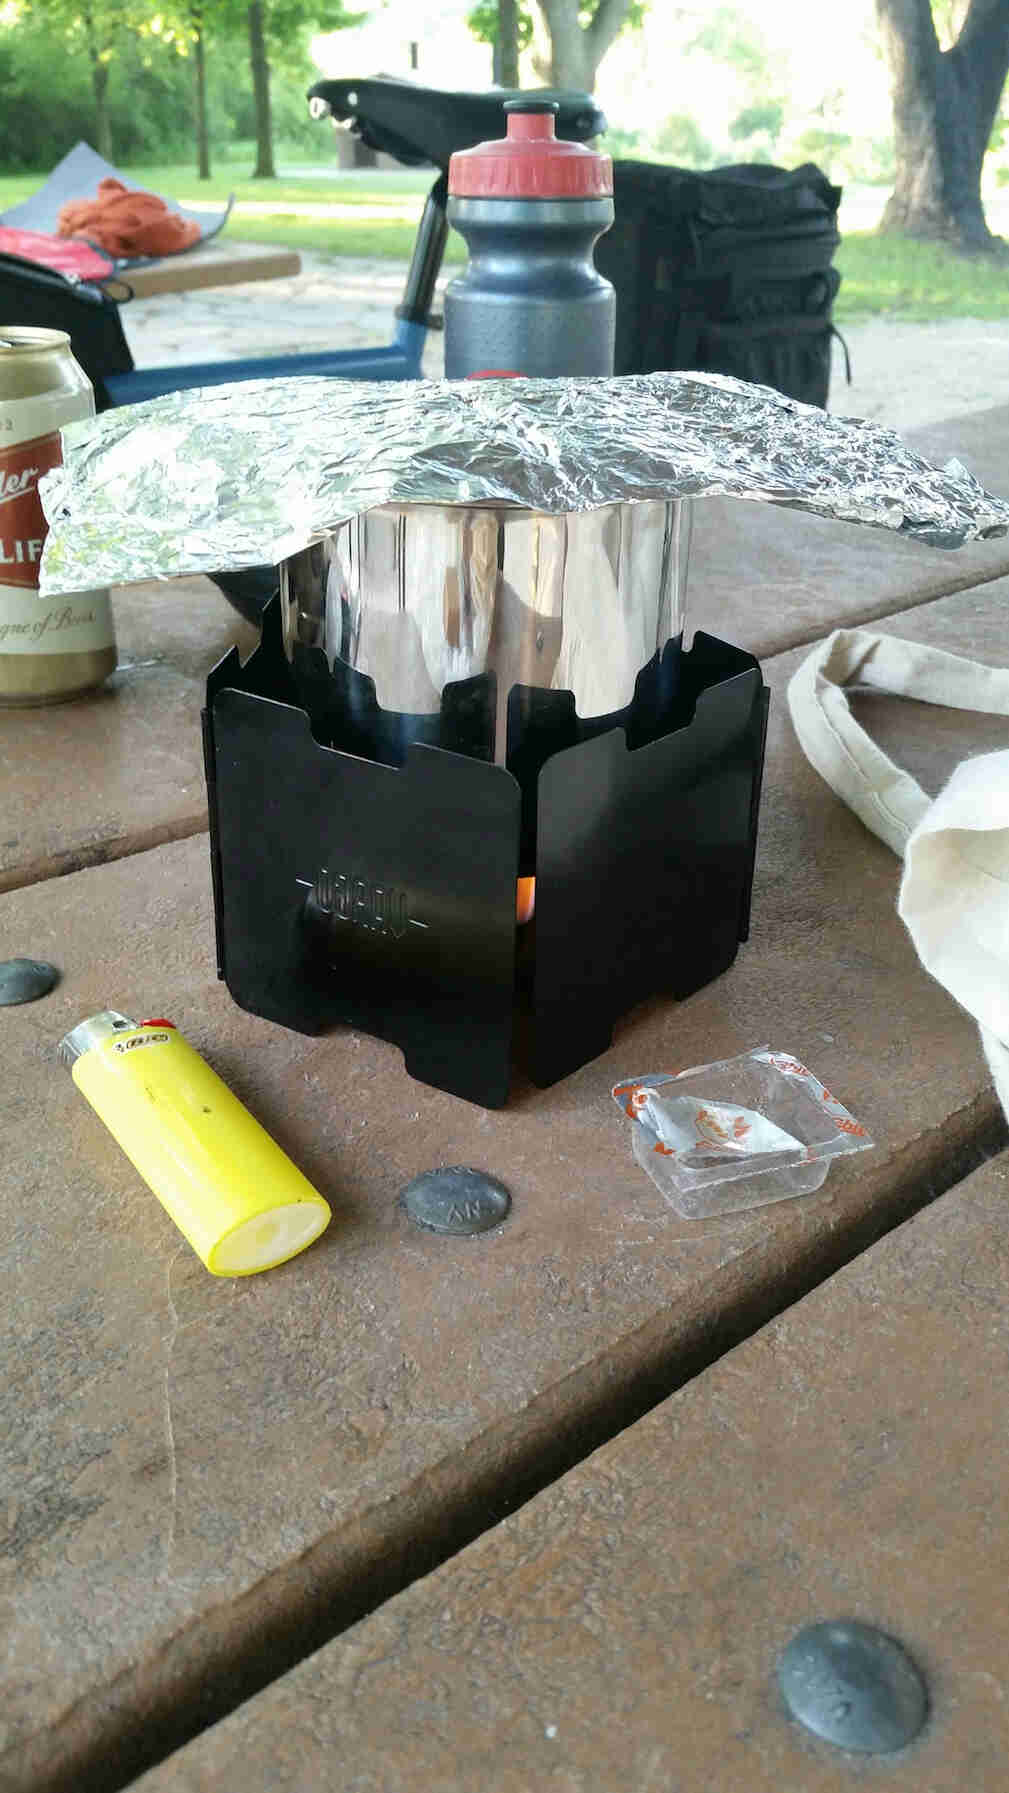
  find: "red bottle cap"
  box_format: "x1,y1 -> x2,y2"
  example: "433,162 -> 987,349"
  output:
140,1018 -> 177,1029
449,100 -> 612,201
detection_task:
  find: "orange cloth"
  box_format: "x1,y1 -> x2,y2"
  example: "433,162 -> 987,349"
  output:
57,177 -> 201,259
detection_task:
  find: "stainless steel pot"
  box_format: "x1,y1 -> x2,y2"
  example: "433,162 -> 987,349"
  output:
281,499 -> 690,762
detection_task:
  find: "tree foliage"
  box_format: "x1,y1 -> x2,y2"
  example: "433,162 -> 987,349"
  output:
467,1 -> 535,57
652,111 -> 712,163
8,0 -> 203,163
0,0 -> 343,170
3,0 -> 364,177
684,5 -> 770,84
728,101 -> 784,145
215,0 -> 364,69
25,0 -> 139,157
468,0 -> 645,91
215,0 -> 364,177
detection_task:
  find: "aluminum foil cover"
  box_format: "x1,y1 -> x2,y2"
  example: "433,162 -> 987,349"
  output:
38,371 -> 1009,595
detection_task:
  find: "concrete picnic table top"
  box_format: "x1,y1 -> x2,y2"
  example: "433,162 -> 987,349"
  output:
135,1149 -> 1009,1793
122,239 -> 302,299
0,577 -> 258,896
2,517 -> 1007,1789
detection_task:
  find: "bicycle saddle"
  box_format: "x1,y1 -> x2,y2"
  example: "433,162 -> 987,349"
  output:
307,78 -> 606,171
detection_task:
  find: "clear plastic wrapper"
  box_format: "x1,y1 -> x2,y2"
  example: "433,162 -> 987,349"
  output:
613,1047 -> 872,1218
37,371 -> 1009,596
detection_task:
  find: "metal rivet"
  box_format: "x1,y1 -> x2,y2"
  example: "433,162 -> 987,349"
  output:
0,958 -> 59,1006
778,1620 -> 928,1754
400,1166 -> 512,1236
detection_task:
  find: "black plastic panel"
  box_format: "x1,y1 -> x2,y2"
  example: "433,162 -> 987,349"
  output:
211,691 -> 520,1107
204,604 -> 767,1107
531,640 -> 767,1087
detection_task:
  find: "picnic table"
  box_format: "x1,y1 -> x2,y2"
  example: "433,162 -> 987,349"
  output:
123,238 -> 301,299
0,141 -> 300,299
136,1147 -> 1009,1792
2,406 -> 1008,1792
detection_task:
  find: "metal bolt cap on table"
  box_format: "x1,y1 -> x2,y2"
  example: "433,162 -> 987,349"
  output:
0,958 -> 59,1005
778,1619 -> 928,1754
400,1166 -> 512,1236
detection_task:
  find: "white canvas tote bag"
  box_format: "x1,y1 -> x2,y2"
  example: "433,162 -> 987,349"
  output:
788,628 -> 1009,1121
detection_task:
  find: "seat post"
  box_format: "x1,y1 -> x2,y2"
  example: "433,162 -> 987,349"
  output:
396,172 -> 449,329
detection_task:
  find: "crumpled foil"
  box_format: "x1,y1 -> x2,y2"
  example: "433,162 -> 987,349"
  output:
38,371 -> 1009,595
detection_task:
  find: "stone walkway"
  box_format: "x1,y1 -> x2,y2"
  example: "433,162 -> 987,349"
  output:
121,254 -> 444,376
120,250 -> 1009,434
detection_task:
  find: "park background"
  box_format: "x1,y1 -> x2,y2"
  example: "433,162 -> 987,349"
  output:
3,1 -> 1009,338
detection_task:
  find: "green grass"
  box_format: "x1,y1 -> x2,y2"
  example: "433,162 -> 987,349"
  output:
0,161 -> 464,261
138,165 -> 437,206
0,162 -> 464,261
3,161 -> 1009,313
0,165 -> 437,209
223,211 -> 466,260
835,229 -> 1009,321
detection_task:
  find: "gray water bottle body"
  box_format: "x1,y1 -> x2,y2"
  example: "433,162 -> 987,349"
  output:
444,194 -> 615,379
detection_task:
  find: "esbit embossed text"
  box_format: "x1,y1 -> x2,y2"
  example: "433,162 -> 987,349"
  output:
298,866 -> 428,939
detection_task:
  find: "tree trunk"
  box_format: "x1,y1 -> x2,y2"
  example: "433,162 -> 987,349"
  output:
82,6 -> 113,161
498,0 -> 520,88
877,0 -> 1009,250
247,1 -> 276,180
536,0 -> 633,91
92,60 -> 112,161
193,14 -> 211,180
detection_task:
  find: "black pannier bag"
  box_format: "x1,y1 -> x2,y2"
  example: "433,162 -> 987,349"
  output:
594,161 -> 847,408
0,254 -> 134,409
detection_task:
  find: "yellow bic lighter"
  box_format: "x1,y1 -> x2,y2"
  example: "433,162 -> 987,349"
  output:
60,1012 -> 331,1275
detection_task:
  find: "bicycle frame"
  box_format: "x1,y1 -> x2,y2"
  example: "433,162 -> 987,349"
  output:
103,174 -> 449,406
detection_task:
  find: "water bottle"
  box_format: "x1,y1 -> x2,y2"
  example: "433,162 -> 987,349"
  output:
444,98 -> 615,380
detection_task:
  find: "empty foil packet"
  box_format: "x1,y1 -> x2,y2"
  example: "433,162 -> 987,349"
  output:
613,1047 -> 872,1218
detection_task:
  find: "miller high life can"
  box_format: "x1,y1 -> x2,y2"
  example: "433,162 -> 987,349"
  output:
0,326 -> 116,705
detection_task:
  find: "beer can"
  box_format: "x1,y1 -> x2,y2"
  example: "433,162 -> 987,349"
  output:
0,326 -> 116,705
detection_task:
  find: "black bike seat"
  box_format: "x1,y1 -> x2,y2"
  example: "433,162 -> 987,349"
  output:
307,78 -> 605,171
